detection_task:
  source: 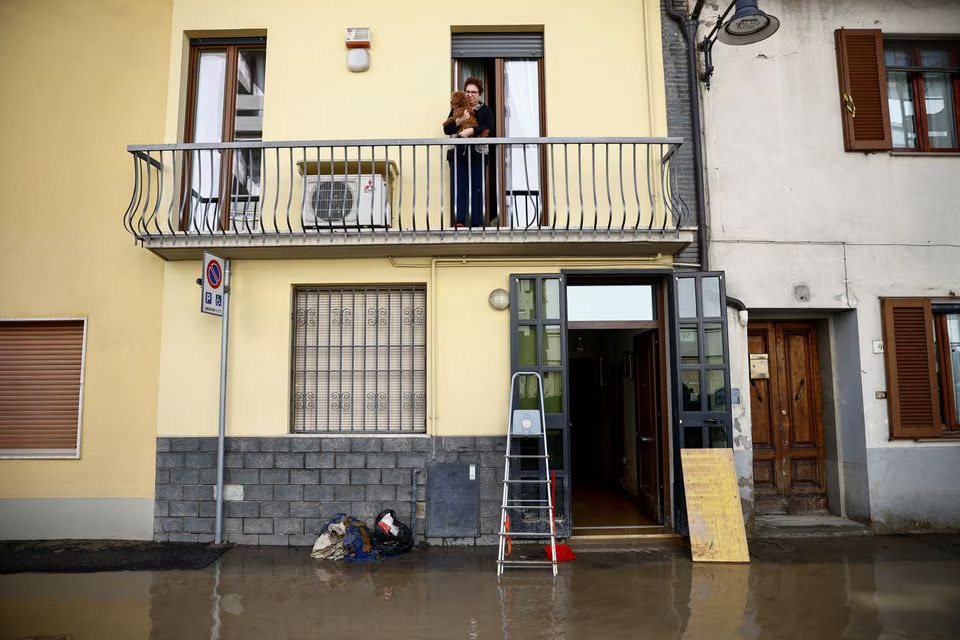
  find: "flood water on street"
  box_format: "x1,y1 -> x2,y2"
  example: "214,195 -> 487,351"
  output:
1,534 -> 959,639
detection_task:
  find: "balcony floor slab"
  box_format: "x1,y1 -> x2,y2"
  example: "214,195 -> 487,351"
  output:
139,228 -> 696,261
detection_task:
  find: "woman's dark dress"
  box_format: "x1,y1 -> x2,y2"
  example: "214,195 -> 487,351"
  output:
443,103 -> 495,226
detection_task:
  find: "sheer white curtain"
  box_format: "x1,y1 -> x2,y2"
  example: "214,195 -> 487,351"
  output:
190,51 -> 226,232
504,60 -> 540,228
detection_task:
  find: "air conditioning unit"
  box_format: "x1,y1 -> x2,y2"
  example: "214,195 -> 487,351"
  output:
303,174 -> 390,228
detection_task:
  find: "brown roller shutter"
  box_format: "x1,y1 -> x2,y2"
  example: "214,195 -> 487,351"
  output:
0,320 -> 84,452
881,299 -> 940,439
835,29 -> 892,152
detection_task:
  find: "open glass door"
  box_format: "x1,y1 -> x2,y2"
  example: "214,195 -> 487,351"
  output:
451,32 -> 545,227
510,274 -> 570,537
671,272 -> 733,532
183,38 -> 266,233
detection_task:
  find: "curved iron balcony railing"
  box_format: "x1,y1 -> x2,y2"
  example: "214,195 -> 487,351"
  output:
124,137 -> 690,258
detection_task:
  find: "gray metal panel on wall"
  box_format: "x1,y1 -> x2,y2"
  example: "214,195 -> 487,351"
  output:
451,33 -> 544,58
426,462 -> 480,537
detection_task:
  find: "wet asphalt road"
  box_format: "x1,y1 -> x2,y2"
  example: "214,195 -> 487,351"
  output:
1,534 -> 959,639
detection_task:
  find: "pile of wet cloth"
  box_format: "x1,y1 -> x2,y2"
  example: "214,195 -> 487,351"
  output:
311,509 -> 414,561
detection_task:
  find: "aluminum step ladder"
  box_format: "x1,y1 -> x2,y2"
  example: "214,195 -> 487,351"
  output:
497,371 -> 558,576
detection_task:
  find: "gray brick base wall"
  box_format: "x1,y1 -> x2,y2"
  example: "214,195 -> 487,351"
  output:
154,436 -> 506,546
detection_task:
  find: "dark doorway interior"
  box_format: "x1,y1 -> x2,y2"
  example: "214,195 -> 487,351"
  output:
568,329 -> 664,535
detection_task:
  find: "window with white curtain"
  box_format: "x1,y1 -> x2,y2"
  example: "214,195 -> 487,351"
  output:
185,38 -> 267,232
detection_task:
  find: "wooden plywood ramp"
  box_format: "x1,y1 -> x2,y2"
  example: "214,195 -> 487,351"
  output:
680,448 -> 750,563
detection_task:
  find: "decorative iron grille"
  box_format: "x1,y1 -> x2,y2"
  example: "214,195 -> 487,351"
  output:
292,286 -> 426,432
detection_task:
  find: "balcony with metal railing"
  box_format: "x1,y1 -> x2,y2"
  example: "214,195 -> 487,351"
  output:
124,137 -> 693,260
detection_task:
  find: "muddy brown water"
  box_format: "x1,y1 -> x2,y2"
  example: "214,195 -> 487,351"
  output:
1,535 -> 959,639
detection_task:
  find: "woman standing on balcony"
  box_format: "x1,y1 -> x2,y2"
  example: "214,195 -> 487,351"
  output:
443,77 -> 495,227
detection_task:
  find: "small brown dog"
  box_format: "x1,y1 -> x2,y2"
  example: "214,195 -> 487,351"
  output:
447,91 -> 479,135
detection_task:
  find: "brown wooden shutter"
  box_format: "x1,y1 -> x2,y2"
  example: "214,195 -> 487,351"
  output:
0,320 -> 84,452
834,29 -> 892,151
881,299 -> 940,439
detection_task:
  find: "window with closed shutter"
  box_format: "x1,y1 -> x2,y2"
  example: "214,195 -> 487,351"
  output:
881,299 -> 942,439
835,29 -> 893,152
291,286 -> 426,433
0,320 -> 85,457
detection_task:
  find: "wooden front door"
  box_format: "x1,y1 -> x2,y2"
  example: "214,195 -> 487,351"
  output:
749,321 -> 827,514
634,331 -> 662,523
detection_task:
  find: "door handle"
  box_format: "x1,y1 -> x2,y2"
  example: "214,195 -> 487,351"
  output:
639,436 -> 655,442
842,93 -> 856,118
704,418 -> 719,424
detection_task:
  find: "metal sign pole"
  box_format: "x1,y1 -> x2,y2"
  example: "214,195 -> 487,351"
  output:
214,259 -> 231,544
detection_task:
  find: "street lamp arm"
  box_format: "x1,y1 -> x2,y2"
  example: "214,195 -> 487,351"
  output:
699,1 -> 738,90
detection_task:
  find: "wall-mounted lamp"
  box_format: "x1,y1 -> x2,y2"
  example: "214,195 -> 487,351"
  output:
699,0 -> 780,89
488,288 -> 510,311
345,27 -> 371,73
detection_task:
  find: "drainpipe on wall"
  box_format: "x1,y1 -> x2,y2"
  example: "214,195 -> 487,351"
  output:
666,0 -> 709,271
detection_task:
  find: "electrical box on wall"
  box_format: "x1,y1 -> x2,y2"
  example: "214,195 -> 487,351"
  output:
345,27 -> 371,48
426,462 -> 479,538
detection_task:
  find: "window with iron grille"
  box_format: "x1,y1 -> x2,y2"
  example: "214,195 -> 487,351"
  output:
292,286 -> 426,433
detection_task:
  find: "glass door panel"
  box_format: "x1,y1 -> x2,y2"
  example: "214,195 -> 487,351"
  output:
516,279 -> 536,319
510,275 -> 569,536
672,271 -> 733,534
543,325 -> 562,365
230,48 -> 267,230
542,278 -> 560,319
704,322 -> 724,363
672,272 -> 732,449
678,277 -> 697,318
517,326 -> 537,366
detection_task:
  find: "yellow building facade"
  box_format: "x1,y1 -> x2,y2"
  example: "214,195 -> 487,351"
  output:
2,0 -> 728,544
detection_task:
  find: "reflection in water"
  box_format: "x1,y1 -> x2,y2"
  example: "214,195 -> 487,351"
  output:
683,564 -> 750,639
0,537 -> 958,639
498,574 -> 571,639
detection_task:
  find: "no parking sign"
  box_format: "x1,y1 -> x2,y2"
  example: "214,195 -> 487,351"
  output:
201,252 -> 226,316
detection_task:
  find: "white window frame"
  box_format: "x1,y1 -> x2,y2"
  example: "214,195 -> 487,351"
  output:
0,317 -> 87,459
